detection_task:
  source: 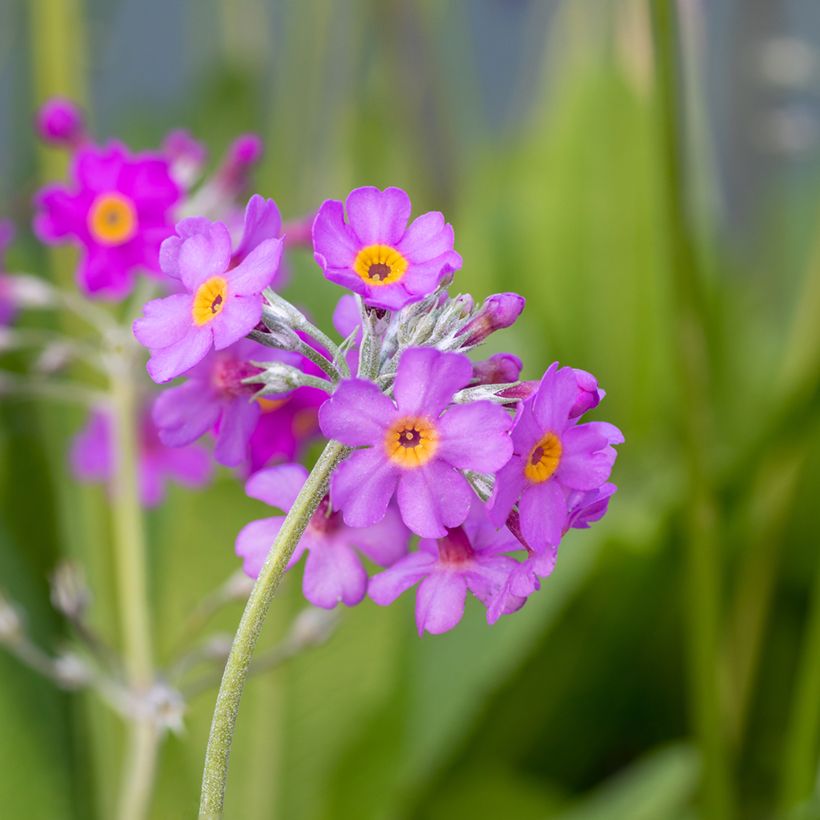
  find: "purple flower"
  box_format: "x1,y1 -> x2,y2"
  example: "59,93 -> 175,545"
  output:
152,339 -> 281,468
162,129 -> 207,188
36,98 -> 85,148
369,498 -> 525,635
71,407 -> 211,507
490,363 -> 623,553
312,186 -> 462,310
236,464 -> 410,608
319,347 -> 513,538
570,368 -> 605,418
0,221 -> 16,326
133,200 -> 283,383
566,483 -> 616,531
457,293 -> 526,347
34,142 -> 181,298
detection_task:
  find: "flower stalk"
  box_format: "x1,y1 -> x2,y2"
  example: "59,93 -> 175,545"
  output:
199,438 -> 350,818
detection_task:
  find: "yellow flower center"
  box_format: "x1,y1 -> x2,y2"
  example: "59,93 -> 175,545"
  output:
384,416 -> 439,468
257,397 -> 288,412
192,276 -> 228,325
87,192 -> 138,246
525,432 -> 562,483
353,244 -> 408,287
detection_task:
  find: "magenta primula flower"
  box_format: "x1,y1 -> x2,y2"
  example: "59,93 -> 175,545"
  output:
369,498 -> 525,635
71,408 -> 211,507
236,464 -> 410,608
490,363 -> 623,553
153,337 -> 322,469
133,200 -> 284,383
312,186 -> 462,310
34,142 -> 181,298
319,347 -> 513,538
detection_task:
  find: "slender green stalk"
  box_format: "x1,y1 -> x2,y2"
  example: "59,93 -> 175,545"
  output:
780,539 -> 820,812
108,348 -> 158,820
199,439 -> 350,818
651,3 -> 733,817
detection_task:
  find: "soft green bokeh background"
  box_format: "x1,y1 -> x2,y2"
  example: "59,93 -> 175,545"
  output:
1,1 -> 819,818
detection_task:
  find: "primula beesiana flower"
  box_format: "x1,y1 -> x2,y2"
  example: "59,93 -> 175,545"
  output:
71,408 -> 211,507
36,98 -> 85,148
153,338 -> 322,469
236,464 -> 410,608
369,498 -> 526,635
34,142 -> 181,298
312,186 -> 462,310
319,347 -> 513,538
133,200 -> 283,383
490,363 -> 623,553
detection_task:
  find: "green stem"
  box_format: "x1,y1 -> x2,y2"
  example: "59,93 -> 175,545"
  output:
108,349 -> 157,820
199,439 -> 350,818
651,3 -> 733,817
779,541 -> 820,812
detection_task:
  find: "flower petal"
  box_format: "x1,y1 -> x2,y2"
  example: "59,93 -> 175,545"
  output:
312,200 -> 359,269
415,570 -> 468,635
235,517 -> 285,579
396,211 -> 454,261
228,237 -> 283,295
347,505 -> 410,567
133,293 -> 193,350
235,195 -> 282,261
211,294 -> 262,350
393,348 -> 473,417
556,424 -> 616,490
214,397 -> 260,467
396,460 -> 472,538
520,480 -> 566,551
176,220 -> 232,291
345,186 -> 410,245
368,551 -> 436,606
331,448 -> 399,528
152,381 -> 220,447
318,379 -> 396,446
245,463 -> 309,510
532,364 -> 578,432
438,401 -> 513,472
145,325 -> 213,384
488,455 -> 527,527
303,539 -> 368,608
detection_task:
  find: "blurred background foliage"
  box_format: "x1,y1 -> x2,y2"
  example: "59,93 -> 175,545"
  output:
1,0 -> 820,818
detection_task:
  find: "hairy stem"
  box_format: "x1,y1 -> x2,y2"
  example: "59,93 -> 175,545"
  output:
108,348 -> 158,820
199,439 -> 350,818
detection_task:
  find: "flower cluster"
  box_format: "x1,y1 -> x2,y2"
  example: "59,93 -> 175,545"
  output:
135,184 -> 623,635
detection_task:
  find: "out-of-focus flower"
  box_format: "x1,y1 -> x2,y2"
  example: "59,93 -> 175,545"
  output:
0,221 -> 16,326
490,363 -> 623,553
33,143 -> 181,298
471,353 -> 523,386
369,498 -> 525,635
236,464 -> 410,608
320,347 -> 513,538
312,186 -> 462,310
133,201 -> 283,383
36,98 -> 86,148
71,407 -> 212,507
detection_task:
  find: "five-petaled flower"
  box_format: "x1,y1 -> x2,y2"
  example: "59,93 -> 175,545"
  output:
34,142 -> 181,298
133,198 -> 283,383
319,347 -> 513,538
312,186 -> 462,310
236,464 -> 410,608
369,497 -> 526,635
490,363 -> 623,553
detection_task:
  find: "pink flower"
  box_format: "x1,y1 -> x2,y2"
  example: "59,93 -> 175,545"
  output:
133,201 -> 283,383
34,142 -> 180,298
236,464 -> 410,608
71,408 -> 211,507
369,498 -> 525,635
312,186 -> 462,310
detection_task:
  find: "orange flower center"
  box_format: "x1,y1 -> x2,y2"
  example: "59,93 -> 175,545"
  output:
87,192 -> 138,246
384,416 -> 439,468
353,244 -> 408,286
525,432 -> 562,483
192,276 -> 228,325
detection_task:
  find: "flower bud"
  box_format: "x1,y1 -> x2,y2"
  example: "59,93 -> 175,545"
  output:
163,129 -> 207,188
216,134 -> 263,193
498,380 -> 538,401
457,292 -> 525,347
36,98 -> 85,148
570,368 -> 605,418
472,353 -> 523,386
50,561 -> 91,619
4,275 -> 57,309
246,360 -> 316,395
